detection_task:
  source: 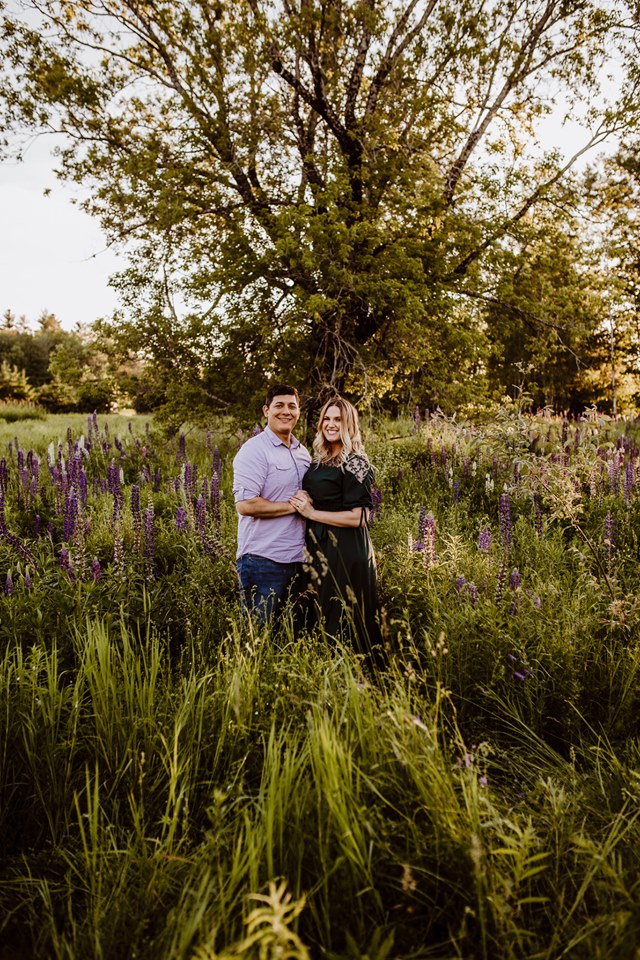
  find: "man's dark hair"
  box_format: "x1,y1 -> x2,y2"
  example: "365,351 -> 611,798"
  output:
265,383 -> 299,407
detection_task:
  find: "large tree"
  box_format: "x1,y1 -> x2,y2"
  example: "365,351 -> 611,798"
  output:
1,0 -> 637,417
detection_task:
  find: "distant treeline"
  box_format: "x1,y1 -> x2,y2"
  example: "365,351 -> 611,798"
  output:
0,310 -> 152,413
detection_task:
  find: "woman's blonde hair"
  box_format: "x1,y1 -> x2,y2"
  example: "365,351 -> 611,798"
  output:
312,396 -> 367,465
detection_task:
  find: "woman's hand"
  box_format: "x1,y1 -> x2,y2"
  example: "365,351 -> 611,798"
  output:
290,490 -> 314,517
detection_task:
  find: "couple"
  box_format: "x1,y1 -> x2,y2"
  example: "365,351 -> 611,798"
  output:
232,383 -> 381,656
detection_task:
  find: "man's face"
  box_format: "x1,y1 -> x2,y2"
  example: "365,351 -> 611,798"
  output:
263,394 -> 300,437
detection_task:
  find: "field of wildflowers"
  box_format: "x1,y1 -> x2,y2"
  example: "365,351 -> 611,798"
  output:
1,403 -> 640,959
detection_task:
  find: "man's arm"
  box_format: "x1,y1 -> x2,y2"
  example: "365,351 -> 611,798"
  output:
236,496 -> 297,517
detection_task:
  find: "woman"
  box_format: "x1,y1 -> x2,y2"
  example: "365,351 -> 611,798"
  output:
289,397 -> 382,658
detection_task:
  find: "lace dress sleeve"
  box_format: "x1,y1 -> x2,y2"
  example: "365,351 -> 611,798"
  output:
343,454 -> 374,509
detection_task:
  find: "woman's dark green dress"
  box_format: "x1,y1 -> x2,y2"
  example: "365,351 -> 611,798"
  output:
302,453 -> 381,655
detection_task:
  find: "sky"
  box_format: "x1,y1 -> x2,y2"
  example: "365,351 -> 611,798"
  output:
0,134 -> 123,331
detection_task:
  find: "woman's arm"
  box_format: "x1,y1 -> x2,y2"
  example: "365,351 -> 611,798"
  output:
289,494 -> 368,527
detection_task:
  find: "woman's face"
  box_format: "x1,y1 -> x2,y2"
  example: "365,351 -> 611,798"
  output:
321,405 -> 342,446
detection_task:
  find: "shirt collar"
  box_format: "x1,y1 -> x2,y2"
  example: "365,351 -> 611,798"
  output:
264,425 -> 300,449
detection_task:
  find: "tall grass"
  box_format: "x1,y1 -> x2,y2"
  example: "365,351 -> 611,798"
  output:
1,408 -> 640,957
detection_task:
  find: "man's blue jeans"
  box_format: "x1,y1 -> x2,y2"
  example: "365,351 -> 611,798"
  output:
237,553 -> 301,624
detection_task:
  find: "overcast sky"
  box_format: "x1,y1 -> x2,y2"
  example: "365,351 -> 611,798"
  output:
1,135 -> 123,331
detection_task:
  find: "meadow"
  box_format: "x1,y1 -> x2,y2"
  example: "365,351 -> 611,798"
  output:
1,402 -> 639,960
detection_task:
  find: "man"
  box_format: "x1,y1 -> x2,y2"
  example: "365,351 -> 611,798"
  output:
232,384 -> 311,622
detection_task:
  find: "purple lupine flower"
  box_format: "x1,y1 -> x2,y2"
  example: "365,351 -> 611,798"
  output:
495,558 -> 507,603
453,479 -> 460,504
251,425 -> 262,437
78,468 -> 88,507
604,512 -> 614,577
63,489 -> 78,542
59,546 -> 75,581
91,557 -> 101,581
24,570 -> 33,589
418,505 -> 427,543
499,493 -> 512,554
624,460 -> 634,506
397,467 -> 403,482
509,594 -> 522,617
455,575 -> 466,595
561,418 -> 568,445
131,484 -> 142,552
195,495 -> 207,535
182,461 -> 193,498
424,511 -> 436,567
478,527 -> 491,554
177,432 -> 187,463
468,582 -> 479,606
107,458 -> 120,495
0,458 -> 8,494
175,506 -> 188,532
143,501 -> 156,580
4,571 -> 14,595
154,470 -> 162,492
212,445 -> 222,475
509,568 -> 521,591
113,520 -> 124,578
210,472 -> 221,535
108,460 -> 124,520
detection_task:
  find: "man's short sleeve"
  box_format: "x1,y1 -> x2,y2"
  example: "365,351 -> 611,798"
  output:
233,440 -> 268,501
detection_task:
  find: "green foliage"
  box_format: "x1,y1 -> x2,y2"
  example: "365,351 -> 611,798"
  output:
0,358 -> 35,401
1,1 -> 636,415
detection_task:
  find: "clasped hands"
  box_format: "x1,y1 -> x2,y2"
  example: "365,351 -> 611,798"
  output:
290,489 -> 314,518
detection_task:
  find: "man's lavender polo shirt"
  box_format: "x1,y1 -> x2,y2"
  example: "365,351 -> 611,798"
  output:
232,426 -> 311,563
